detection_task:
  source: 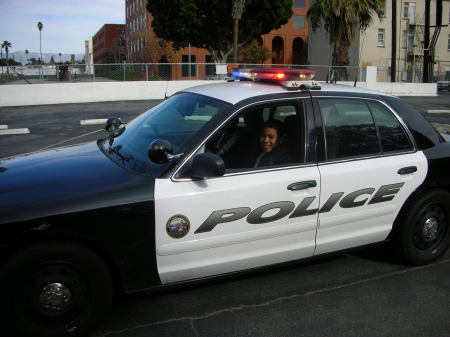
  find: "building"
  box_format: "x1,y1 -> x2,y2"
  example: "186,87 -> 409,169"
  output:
125,0 -> 311,79
92,24 -> 126,64
125,0 -> 221,79
308,0 -> 450,82
262,0 -> 309,65
359,0 -> 450,82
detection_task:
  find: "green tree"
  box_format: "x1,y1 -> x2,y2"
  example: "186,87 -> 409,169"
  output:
239,39 -> 270,64
147,0 -> 292,62
102,52 -> 115,64
307,0 -> 384,74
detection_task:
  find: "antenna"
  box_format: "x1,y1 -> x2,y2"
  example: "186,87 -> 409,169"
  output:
164,81 -> 169,100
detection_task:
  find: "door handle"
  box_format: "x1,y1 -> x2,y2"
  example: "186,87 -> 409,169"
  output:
287,180 -> 317,191
397,166 -> 417,175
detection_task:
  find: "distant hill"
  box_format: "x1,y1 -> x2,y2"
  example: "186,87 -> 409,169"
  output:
7,51 -> 85,64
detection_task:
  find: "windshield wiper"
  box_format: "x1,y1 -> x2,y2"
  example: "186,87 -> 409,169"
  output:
107,144 -> 133,163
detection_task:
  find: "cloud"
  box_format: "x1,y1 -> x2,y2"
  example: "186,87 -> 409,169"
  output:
0,0 -> 124,54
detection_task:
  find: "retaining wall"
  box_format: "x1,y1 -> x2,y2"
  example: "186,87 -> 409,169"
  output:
0,80 -> 437,107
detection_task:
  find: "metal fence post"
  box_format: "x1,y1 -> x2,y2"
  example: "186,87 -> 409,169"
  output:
146,63 -> 149,81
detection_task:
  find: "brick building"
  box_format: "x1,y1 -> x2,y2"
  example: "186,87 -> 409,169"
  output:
262,0 -> 309,65
92,24 -> 126,64
125,0 -> 310,79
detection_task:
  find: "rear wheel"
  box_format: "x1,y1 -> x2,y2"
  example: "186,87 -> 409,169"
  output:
396,190 -> 450,265
0,241 -> 113,337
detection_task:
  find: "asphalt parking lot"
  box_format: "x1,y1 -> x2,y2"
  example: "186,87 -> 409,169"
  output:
1,93 -> 450,337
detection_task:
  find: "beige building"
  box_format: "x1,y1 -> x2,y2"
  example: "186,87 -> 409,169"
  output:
359,0 -> 450,82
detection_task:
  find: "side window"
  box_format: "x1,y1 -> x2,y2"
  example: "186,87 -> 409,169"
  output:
318,98 -> 380,160
368,101 -> 413,152
205,102 -> 306,171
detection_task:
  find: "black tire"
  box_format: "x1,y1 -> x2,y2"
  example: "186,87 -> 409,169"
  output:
396,189 -> 450,265
0,241 -> 113,337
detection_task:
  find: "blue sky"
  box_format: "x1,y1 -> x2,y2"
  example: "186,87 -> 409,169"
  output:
0,0 -> 125,54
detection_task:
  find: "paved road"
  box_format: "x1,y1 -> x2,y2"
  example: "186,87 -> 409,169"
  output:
92,248 -> 450,337
1,95 -> 450,337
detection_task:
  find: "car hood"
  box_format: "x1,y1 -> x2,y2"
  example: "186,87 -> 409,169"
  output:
0,142 -> 155,224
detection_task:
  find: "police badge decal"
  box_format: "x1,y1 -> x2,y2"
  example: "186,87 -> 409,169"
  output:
166,215 -> 191,239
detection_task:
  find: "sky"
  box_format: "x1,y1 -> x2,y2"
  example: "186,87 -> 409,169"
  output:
0,0 -> 125,55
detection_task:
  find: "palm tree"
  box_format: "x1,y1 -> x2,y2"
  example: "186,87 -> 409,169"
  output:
232,0 -> 245,63
1,40 -> 12,74
25,49 -> 29,63
58,52 -> 62,63
308,0 -> 385,79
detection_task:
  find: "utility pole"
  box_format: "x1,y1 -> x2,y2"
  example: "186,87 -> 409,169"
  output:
422,0 -> 430,82
390,0 -> 397,82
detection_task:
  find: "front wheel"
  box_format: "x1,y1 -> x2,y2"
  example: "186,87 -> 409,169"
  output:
0,241 -> 113,337
395,189 -> 450,265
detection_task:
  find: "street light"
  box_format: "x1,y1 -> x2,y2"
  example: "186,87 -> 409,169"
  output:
37,21 -> 43,81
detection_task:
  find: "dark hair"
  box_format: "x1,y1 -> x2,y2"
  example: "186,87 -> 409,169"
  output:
261,119 -> 286,138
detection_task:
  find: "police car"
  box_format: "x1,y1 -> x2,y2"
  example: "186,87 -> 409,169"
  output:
1,68 -> 450,336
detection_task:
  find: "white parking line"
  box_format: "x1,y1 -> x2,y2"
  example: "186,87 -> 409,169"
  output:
427,110 -> 450,114
0,128 -> 30,135
80,119 -> 107,126
0,125 -> 8,130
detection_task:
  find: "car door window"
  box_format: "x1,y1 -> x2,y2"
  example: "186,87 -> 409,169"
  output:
318,98 -> 381,160
368,101 -> 413,153
206,101 -> 306,171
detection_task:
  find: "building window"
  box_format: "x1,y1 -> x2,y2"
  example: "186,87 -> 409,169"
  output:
293,15 -> 305,29
448,7 -> 450,23
294,0 -> 305,8
378,28 -> 385,47
182,54 -> 196,77
379,4 -> 386,17
403,2 -> 416,24
448,34 -> 450,51
205,55 -> 215,76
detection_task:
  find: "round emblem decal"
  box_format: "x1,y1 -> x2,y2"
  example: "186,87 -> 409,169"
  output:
166,215 -> 190,239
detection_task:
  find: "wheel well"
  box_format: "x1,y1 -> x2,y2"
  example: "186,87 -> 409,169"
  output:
1,234 -> 124,298
388,186 -> 450,240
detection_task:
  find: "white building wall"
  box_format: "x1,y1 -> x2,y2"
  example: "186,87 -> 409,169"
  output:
359,0 -> 450,82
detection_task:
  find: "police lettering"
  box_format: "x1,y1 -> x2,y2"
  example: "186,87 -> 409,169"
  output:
194,183 -> 405,234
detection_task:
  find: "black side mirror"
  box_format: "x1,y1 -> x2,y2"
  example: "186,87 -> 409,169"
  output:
191,153 -> 225,180
148,139 -> 173,164
105,117 -> 126,138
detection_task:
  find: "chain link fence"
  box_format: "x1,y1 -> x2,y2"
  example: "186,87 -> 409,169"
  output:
1,62 -> 442,85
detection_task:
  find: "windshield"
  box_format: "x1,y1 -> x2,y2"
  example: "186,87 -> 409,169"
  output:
105,93 -> 231,168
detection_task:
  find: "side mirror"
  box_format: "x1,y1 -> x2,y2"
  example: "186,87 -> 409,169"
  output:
191,153 -> 225,180
105,117 -> 125,138
148,139 -> 173,164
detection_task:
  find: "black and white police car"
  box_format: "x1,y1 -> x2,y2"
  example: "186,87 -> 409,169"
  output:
1,68 -> 450,336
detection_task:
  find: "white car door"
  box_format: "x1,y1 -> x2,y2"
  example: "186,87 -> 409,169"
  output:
155,99 -> 321,284
313,97 -> 427,255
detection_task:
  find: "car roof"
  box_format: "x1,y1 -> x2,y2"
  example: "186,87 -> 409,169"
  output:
181,81 -> 389,105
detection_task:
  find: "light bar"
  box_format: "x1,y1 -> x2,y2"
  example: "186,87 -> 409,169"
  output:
231,68 -> 315,82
